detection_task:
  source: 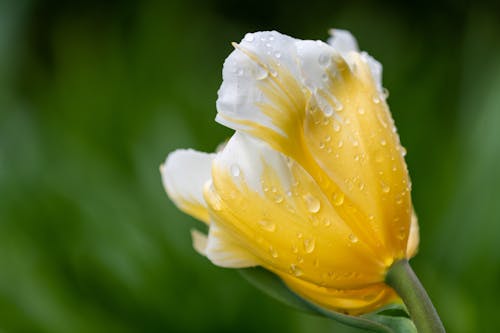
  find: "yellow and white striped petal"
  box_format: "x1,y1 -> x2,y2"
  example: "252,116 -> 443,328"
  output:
204,132 -> 388,289
215,30 -> 415,263
216,31 -> 307,154
299,50 -> 413,263
161,149 -> 214,224
204,222 -> 261,268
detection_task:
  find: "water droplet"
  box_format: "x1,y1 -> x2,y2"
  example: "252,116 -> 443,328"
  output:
352,140 -> 359,147
259,219 -> 276,232
382,87 -> 390,99
237,68 -> 244,76
321,73 -> 328,81
318,53 -> 330,67
255,66 -> 268,80
244,34 -> 254,42
332,192 -> 345,206
268,35 -> 275,41
297,232 -> 303,239
358,107 -> 365,115
380,139 -> 387,146
381,182 -> 391,193
269,67 -> 278,77
296,255 -> 304,263
291,244 -> 299,253
303,193 -> 321,213
395,194 -> 404,205
319,141 -> 325,150
375,152 -> 384,163
333,123 -> 341,132
230,164 -> 241,177
397,226 -> 406,240
274,194 -> 284,204
269,245 -> 279,258
323,218 -> 331,227
349,234 -> 359,243
325,135 -> 331,142
303,238 -> 316,253
337,140 -> 344,148
372,94 -> 381,104
313,258 -> 320,267
359,183 -> 366,191
400,146 -> 407,157
274,51 -> 281,58
289,264 -> 303,276
323,104 -> 333,117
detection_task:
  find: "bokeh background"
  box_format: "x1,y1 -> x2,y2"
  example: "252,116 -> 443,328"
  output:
1,0 -> 499,332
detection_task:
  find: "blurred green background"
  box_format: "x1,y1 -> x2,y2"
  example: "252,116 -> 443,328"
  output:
0,0 -> 499,332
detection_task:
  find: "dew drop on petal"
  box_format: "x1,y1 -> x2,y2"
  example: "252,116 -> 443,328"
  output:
259,219 -> 276,232
237,68 -> 244,76
254,66 -> 268,80
333,123 -> 341,132
332,192 -> 345,206
349,234 -> 359,243
303,193 -> 321,213
318,53 -> 330,67
400,146 -> 407,157
325,135 -> 331,142
313,258 -> 320,267
372,94 -> 381,104
244,34 -> 254,42
269,67 -> 278,77
230,164 -> 241,177
383,87 -> 390,99
381,182 -> 391,193
380,139 -> 387,146
269,245 -> 279,258
289,264 -> 303,276
323,104 -> 333,117
357,107 -> 365,115
274,51 -> 281,58
303,238 -> 316,253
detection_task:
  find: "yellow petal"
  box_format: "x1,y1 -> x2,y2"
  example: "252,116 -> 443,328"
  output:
406,210 -> 420,258
204,133 -> 387,289
281,272 -> 399,315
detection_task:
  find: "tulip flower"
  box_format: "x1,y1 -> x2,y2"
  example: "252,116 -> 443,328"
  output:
161,29 -> 444,332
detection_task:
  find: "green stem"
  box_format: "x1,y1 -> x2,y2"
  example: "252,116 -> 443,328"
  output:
385,260 -> 445,333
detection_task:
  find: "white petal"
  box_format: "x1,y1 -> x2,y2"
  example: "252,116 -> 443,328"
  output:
327,29 -> 359,54
205,222 -> 260,268
215,31 -> 304,137
213,131 -> 293,193
161,149 -> 215,223
191,229 -> 208,255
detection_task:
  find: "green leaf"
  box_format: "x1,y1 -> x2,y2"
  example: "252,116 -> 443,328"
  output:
240,267 -> 417,333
